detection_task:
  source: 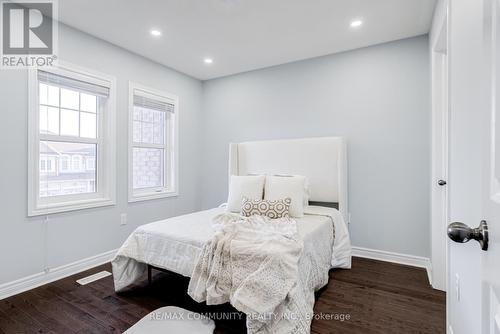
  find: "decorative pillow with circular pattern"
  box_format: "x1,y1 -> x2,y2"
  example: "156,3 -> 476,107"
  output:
240,197 -> 292,219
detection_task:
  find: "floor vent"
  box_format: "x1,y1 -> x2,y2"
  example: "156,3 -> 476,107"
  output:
76,271 -> 112,285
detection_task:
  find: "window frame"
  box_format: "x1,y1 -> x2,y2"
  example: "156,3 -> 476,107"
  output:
28,62 -> 116,216
128,81 -> 179,202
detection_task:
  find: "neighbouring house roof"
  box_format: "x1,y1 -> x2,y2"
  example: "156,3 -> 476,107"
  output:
39,141 -> 59,155
39,141 -> 95,157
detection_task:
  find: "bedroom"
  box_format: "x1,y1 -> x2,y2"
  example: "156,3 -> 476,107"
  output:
0,0 -> 498,333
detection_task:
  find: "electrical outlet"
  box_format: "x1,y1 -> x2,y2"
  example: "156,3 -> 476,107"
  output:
120,213 -> 127,226
455,273 -> 460,301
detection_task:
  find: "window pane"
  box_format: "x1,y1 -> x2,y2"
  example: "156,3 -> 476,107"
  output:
153,110 -> 164,123
60,109 -> 79,136
48,107 -> 59,135
142,109 -> 153,122
133,121 -> 141,142
133,148 -> 163,189
142,122 -> 153,143
47,85 -> 59,106
39,83 -> 48,105
153,111 -> 164,144
39,141 -> 97,197
80,93 -> 96,113
40,106 -> 60,135
153,124 -> 163,144
80,112 -> 96,138
85,157 -> 96,171
39,105 -> 48,133
134,107 -> 165,145
133,108 -> 141,121
60,88 -> 79,110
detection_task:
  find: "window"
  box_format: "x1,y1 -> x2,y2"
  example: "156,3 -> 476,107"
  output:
128,82 -> 178,202
60,155 -> 70,172
72,155 -> 82,171
86,157 -> 96,171
40,156 -> 56,173
28,63 -> 116,216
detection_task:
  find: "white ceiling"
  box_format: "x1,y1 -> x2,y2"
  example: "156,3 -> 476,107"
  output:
55,0 -> 436,80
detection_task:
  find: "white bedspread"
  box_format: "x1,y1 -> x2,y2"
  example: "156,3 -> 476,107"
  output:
112,206 -> 351,292
188,213 -> 308,333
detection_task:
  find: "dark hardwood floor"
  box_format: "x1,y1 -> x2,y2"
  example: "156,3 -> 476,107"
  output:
0,257 -> 445,334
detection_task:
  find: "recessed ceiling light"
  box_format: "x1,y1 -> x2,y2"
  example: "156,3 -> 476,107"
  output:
204,58 -> 213,64
350,20 -> 363,28
150,29 -> 162,37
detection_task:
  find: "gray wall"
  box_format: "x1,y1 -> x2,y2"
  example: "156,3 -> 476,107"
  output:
0,24 -> 204,284
0,32 -> 431,286
200,35 -> 431,257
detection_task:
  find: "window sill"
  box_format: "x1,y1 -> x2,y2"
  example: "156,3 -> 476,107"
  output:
28,197 -> 115,216
128,190 -> 178,203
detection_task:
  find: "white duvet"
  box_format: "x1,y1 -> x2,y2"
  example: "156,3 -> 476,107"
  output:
112,206 -> 351,293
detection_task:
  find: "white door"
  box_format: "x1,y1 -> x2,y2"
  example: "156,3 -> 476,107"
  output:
448,0 -> 500,333
431,15 -> 449,292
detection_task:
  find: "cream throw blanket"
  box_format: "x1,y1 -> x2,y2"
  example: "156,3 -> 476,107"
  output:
188,213 -> 325,334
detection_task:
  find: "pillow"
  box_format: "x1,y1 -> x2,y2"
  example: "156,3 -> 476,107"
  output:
241,197 -> 291,219
274,174 -> 310,206
264,175 -> 306,217
227,175 -> 265,212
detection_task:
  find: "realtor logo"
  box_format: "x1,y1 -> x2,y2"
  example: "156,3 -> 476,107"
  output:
1,0 -> 57,68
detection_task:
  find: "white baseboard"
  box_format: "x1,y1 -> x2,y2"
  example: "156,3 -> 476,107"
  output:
0,249 -> 117,300
352,246 -> 432,285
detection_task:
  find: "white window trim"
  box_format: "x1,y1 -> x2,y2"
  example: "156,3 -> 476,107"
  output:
128,81 -> 179,202
28,61 -> 116,216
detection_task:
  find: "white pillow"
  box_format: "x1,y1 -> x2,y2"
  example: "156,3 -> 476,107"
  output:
227,175 -> 265,213
274,174 -> 310,206
264,175 -> 306,217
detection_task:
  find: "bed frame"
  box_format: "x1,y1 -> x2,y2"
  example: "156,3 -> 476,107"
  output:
147,137 -> 348,284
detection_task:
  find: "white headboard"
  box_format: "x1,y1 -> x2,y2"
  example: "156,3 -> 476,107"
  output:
228,137 -> 348,221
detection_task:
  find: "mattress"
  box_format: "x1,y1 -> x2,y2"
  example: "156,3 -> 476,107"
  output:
112,206 -> 351,291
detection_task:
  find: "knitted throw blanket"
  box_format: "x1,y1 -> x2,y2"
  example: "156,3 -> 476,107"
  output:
188,213 -> 318,334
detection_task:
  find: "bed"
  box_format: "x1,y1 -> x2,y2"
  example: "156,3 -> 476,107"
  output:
112,205 -> 350,290
112,137 -> 351,332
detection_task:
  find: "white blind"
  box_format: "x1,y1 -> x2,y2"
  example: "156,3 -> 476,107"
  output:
38,70 -> 110,97
133,89 -> 175,113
